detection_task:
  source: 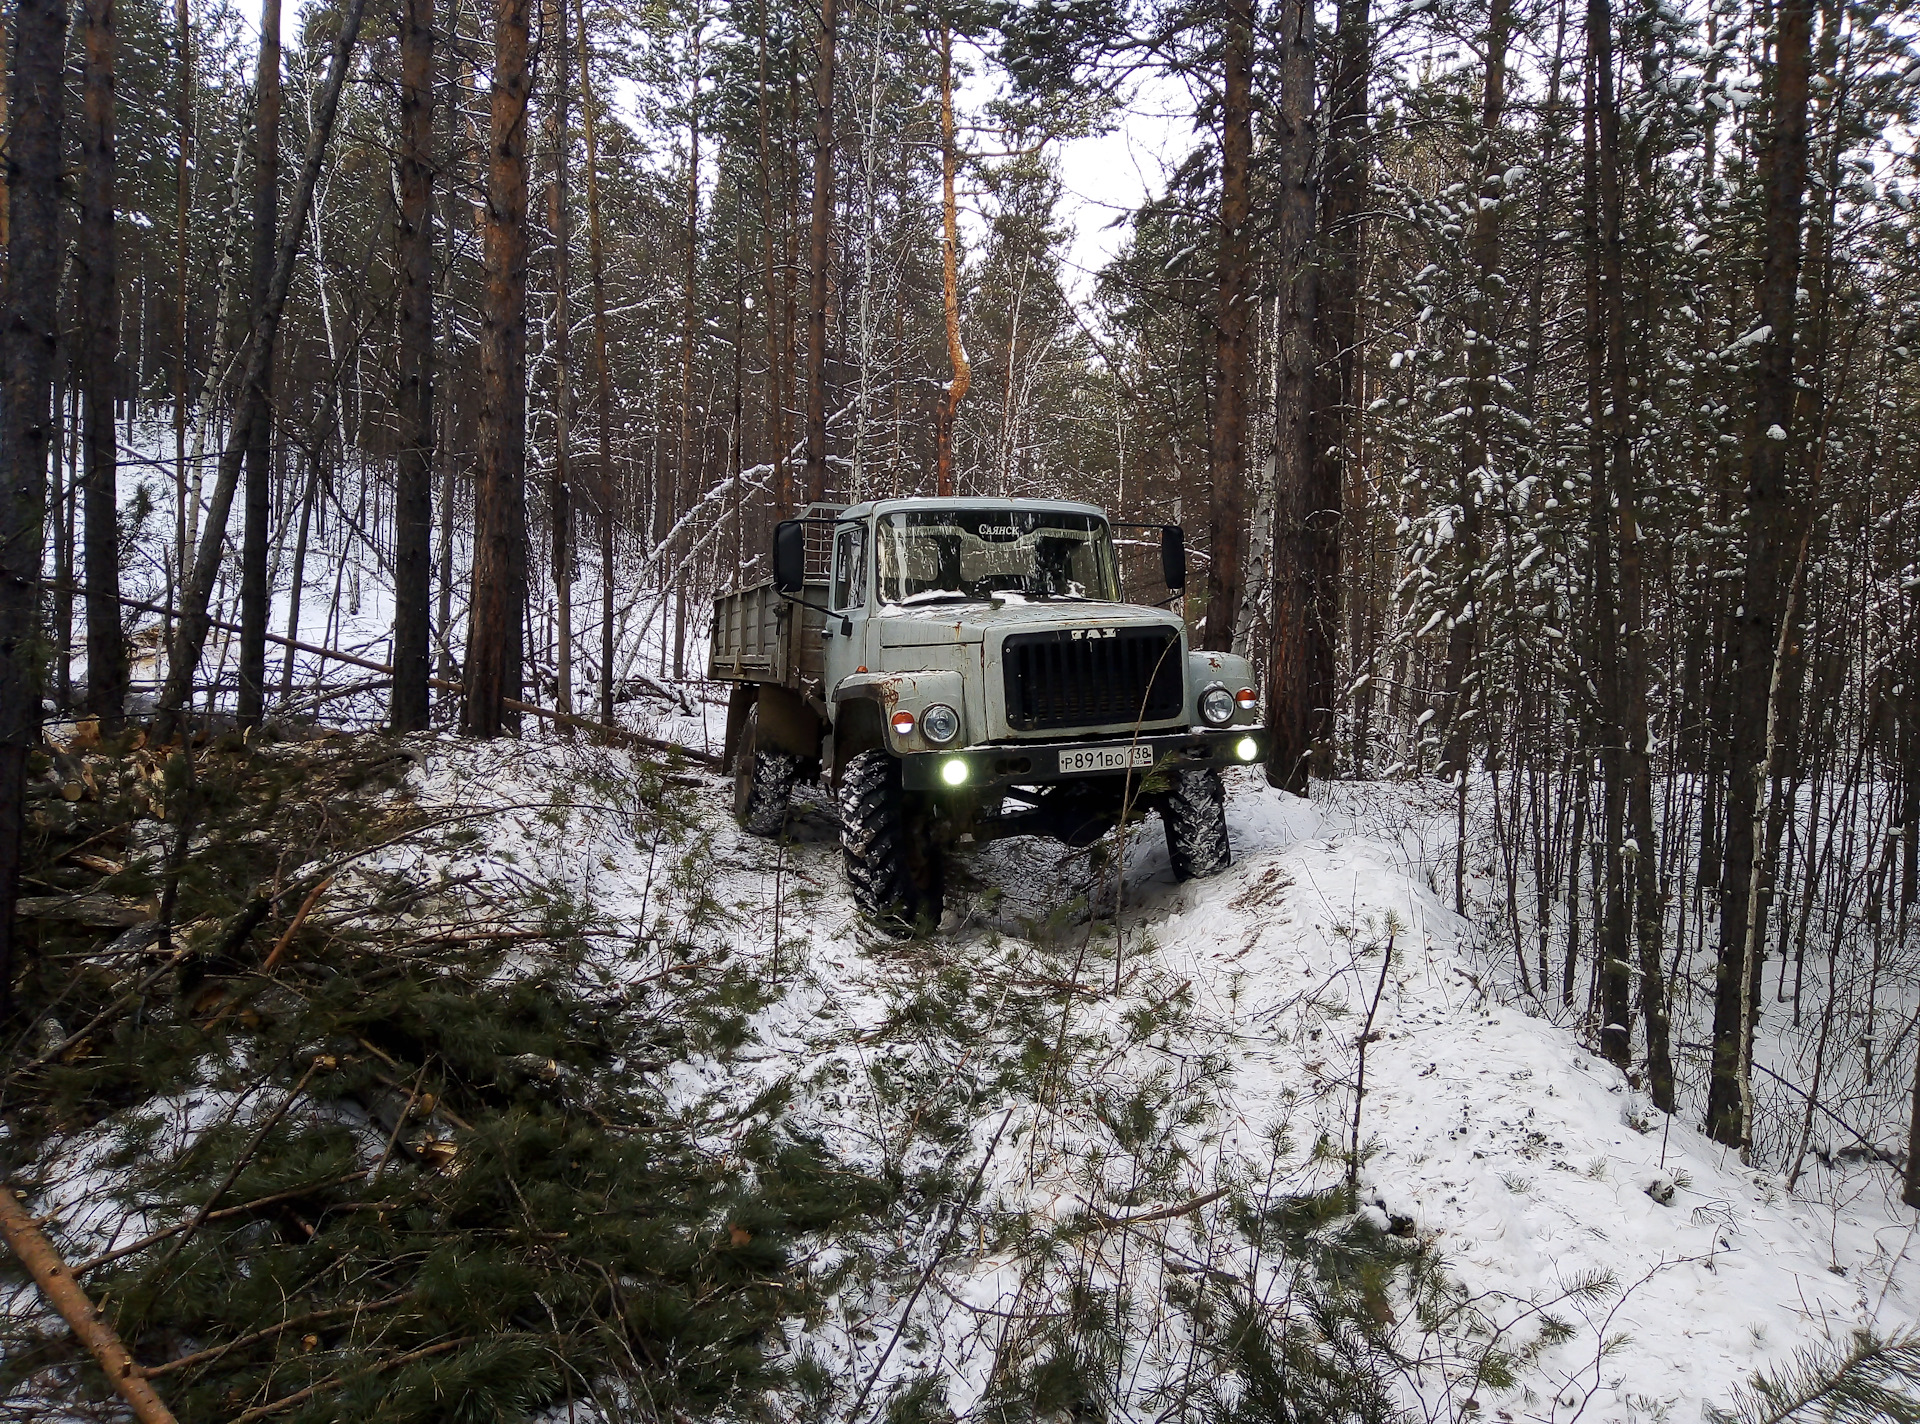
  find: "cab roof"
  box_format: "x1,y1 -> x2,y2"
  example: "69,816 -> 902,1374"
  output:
829,495 -> 1109,522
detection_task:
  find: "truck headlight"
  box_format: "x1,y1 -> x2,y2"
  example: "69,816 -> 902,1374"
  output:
921,703 -> 960,745
1200,685 -> 1235,726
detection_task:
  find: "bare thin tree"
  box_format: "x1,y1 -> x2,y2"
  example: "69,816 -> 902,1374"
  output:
802,0 -> 837,504
934,24 -> 968,499
1707,0 -> 1813,1149
154,0 -> 370,736
236,0 -> 281,729
1263,0 -> 1317,793
0,0 -> 68,1021
391,0 -> 437,731
1200,0 -> 1253,654
78,0 -> 127,731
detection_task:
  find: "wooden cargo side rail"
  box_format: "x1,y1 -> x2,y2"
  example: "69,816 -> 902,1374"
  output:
707,581 -> 828,689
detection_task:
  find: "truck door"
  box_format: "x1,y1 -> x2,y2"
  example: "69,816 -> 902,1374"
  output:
827,519 -> 869,692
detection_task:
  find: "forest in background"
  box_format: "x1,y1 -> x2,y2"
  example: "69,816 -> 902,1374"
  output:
3,0 -> 1920,1237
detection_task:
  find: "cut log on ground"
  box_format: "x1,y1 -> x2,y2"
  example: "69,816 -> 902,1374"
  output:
0,1184 -> 177,1423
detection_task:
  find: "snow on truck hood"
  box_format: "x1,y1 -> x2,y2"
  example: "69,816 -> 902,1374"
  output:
872,598 -> 1184,648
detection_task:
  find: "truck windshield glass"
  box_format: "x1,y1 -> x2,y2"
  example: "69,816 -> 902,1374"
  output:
875,510 -> 1119,605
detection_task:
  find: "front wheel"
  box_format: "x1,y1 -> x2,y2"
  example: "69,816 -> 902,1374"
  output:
1161,765 -> 1231,881
838,750 -> 944,931
733,703 -> 800,837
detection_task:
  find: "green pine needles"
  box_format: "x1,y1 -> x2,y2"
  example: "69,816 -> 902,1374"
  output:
1707,1327 -> 1920,1424
0,731 -> 867,1422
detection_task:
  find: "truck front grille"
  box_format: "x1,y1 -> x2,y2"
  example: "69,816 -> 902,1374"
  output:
1001,627 -> 1184,732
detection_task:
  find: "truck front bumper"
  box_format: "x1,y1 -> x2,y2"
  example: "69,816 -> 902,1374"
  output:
899,728 -> 1268,793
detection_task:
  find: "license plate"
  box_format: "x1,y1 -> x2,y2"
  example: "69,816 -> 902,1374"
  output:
1057,744 -> 1157,775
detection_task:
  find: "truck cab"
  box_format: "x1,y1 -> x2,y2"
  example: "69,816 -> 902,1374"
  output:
711,497 -> 1267,928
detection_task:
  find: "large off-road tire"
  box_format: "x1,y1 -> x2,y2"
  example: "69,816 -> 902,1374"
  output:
1161,765 -> 1231,881
838,750 -> 944,930
733,704 -> 800,837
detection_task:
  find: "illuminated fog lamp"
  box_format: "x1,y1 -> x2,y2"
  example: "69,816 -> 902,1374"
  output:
940,757 -> 971,787
1235,736 -> 1259,763
891,711 -> 917,738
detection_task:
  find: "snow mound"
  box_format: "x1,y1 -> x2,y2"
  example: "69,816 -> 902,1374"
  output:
1121,777 -> 1919,1420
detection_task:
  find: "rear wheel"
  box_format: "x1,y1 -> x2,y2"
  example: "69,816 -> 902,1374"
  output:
1161,765 -> 1231,880
733,703 -> 800,837
839,750 -> 944,930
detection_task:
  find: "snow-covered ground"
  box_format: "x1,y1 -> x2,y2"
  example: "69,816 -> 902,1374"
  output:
342,732 -> 1920,1421
41,443 -> 1920,1412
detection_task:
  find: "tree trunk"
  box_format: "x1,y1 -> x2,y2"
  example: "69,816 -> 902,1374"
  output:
575,0 -> 617,723
0,6 -> 9,254
1299,0 -> 1369,773
1618,6 -> 1673,1111
49,385 -> 70,709
1200,0 -> 1252,653
757,0 -> 789,512
1582,0 -> 1632,1073
934,26 -> 968,499
463,0 -> 534,737
1705,0 -> 1813,1149
279,459 -> 319,699
803,0 -> 837,504
79,0 -> 127,732
1904,1027 -> 1920,1207
0,0 -> 67,1021
1435,0 -> 1511,780
390,0 -> 436,731
546,0 -> 573,719
1262,0 -> 1317,793
154,0 -> 369,737
171,0 -> 191,618
236,0 -> 280,729
674,15 -> 700,681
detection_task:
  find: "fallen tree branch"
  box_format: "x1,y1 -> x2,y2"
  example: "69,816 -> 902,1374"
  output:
150,1056 -> 332,1277
73,1170 -> 372,1277
261,875 -> 335,973
142,1289 -> 414,1380
9,946 -> 191,1082
0,1184 -> 178,1423
1089,1185 -> 1231,1229
37,576 -> 721,766
226,1335 -> 472,1423
14,893 -> 154,927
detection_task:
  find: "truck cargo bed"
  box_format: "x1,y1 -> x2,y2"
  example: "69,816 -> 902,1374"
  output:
708,581 -> 827,687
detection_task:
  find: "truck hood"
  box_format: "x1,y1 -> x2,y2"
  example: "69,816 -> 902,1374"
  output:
873,599 -> 1184,649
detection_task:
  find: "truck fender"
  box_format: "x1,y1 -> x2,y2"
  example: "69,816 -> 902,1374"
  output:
1185,649 -> 1260,724
833,671 -> 968,751
751,683 -> 825,760
831,699 -> 886,780
722,684 -> 756,773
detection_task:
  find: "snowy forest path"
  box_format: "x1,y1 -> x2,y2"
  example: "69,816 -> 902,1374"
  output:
576,749 -> 1920,1418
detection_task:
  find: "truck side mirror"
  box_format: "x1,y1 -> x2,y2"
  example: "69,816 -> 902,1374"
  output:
1161,525 -> 1186,593
774,520 -> 806,593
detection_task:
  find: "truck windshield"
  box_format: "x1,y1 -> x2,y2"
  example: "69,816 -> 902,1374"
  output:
874,509 -> 1119,605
